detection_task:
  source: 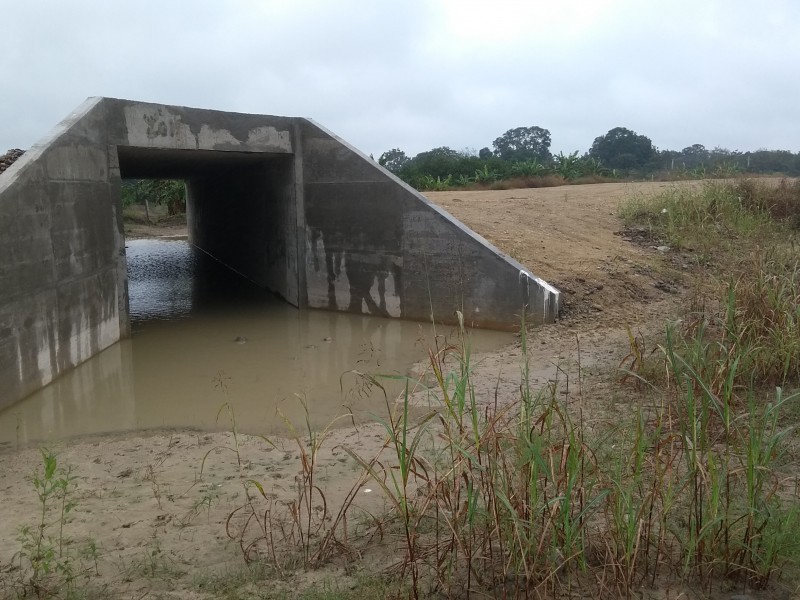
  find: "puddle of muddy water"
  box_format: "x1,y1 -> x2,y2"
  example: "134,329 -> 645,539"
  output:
0,240 -> 512,447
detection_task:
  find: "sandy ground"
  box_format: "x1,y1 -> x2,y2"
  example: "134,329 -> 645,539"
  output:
0,181 -> 719,598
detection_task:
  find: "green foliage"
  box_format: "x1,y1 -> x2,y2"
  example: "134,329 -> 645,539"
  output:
342,318 -> 611,598
619,180 -> 776,255
121,179 -> 186,215
472,164 -> 499,184
589,126 -> 657,171
552,151 -> 582,180
657,323 -> 800,588
621,178 -> 800,385
405,146 -> 465,181
656,146 -> 800,176
380,123 -> 623,192
416,174 -> 453,191
509,159 -> 547,178
680,143 -> 710,169
492,125 -> 553,163
9,449 -> 98,598
377,148 -> 409,173
749,149 -> 799,174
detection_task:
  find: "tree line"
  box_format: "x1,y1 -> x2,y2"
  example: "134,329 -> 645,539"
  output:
379,126 -> 800,191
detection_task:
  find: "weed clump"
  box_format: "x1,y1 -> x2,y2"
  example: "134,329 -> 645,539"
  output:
332,317 -> 800,598
734,177 -> 800,224
620,178 -> 800,388
4,449 -> 100,599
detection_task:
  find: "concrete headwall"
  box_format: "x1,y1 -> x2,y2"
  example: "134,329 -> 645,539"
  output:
0,98 -> 559,410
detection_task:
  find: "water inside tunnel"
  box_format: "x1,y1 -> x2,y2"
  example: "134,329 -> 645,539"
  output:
0,239 -> 512,448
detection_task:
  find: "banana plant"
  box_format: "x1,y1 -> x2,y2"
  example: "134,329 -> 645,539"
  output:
554,151 -> 582,180
455,173 -> 475,187
510,160 -> 547,177
579,157 -> 610,177
473,165 -> 499,184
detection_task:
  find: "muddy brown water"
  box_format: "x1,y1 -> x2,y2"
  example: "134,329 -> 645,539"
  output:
0,240 -> 512,447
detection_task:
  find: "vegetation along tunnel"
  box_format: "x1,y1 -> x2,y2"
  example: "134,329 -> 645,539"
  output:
0,97 -> 560,409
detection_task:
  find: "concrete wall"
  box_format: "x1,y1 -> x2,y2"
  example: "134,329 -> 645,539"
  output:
0,97 -> 559,411
0,98 -> 123,406
298,119 -> 559,329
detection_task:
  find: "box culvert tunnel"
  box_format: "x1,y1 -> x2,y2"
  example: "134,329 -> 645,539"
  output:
0,97 -> 560,409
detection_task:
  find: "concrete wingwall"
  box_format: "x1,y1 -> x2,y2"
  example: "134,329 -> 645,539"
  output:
0,98 -> 123,408
0,97 -> 560,410
298,119 -> 559,328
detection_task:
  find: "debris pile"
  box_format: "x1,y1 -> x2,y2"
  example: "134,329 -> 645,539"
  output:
0,148 -> 25,174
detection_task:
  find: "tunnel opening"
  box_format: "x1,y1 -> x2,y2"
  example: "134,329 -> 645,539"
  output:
116,147 -> 299,323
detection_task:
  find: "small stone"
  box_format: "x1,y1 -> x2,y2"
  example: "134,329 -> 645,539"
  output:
654,281 -> 678,294
656,245 -> 670,252
590,304 -> 603,311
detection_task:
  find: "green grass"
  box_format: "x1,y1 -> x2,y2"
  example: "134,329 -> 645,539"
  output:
618,178 -> 800,255
620,178 -> 800,388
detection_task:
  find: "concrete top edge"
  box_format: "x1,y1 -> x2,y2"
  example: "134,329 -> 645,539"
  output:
91,97 -> 299,122
0,97 -> 105,192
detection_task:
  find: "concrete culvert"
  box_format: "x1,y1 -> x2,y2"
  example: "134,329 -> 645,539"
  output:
0,97 -> 559,409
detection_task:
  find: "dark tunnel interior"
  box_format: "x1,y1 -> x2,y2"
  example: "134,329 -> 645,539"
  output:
116,147 -> 298,307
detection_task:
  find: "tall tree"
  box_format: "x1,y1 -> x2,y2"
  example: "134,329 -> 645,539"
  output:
679,144 -> 709,168
589,127 -> 656,170
407,146 -> 465,179
378,148 -> 410,173
492,126 -> 552,163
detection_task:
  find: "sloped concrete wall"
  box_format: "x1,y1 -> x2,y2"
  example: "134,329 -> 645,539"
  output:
298,120 -> 559,329
0,97 -> 559,411
0,98 -> 124,406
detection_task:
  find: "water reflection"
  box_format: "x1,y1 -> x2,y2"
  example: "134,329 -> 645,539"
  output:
0,240 -> 511,447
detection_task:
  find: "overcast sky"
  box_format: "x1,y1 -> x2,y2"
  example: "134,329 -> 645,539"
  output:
2,0 -> 798,159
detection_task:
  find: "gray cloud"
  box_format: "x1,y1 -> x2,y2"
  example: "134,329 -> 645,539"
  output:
1,0 -> 798,159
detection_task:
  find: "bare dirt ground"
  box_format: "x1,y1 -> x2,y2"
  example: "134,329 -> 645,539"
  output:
123,205 -> 188,240
432,180 -> 703,330
0,181 -> 750,599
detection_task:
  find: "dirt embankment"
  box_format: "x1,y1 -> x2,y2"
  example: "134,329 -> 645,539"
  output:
430,180 -> 701,330
0,148 -> 24,175
0,181 -> 706,598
